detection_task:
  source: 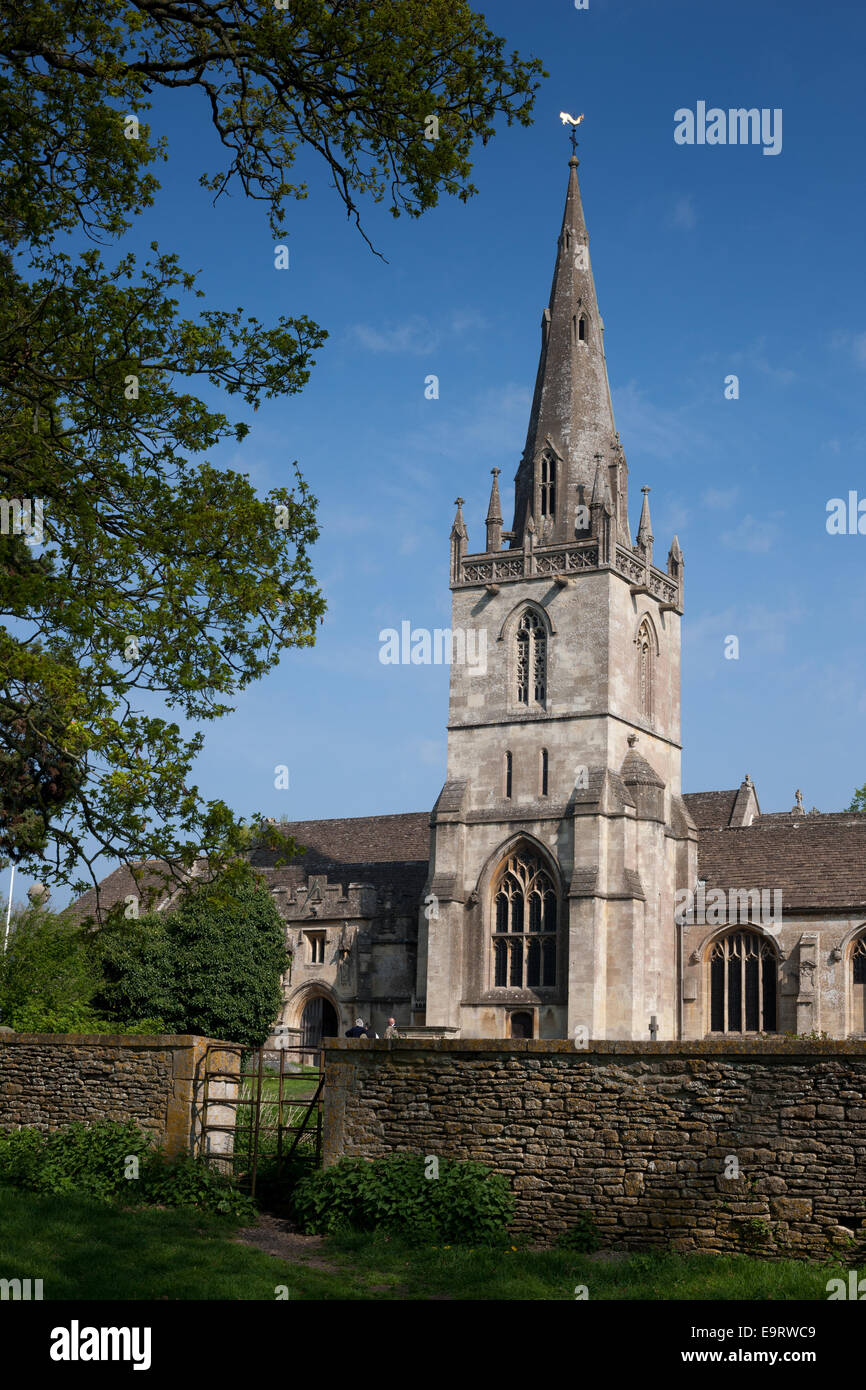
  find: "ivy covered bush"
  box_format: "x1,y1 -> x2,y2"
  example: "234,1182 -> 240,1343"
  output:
292,1152 -> 514,1245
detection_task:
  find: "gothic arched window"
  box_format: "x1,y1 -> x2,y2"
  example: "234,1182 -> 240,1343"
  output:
516,610 -> 547,706
540,748 -> 549,797
578,314 -> 587,342
851,933 -> 866,1034
709,930 -> 777,1034
540,454 -> 556,518
637,619 -> 654,721
492,850 -> 557,989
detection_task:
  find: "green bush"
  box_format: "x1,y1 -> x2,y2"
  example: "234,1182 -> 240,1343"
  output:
5,1001 -> 167,1034
292,1152 -> 514,1245
555,1210 -> 601,1253
137,1153 -> 256,1221
91,864 -> 289,1045
0,1119 -> 255,1219
0,1119 -> 155,1200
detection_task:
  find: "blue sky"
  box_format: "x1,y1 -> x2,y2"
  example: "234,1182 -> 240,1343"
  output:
16,0 -> 866,905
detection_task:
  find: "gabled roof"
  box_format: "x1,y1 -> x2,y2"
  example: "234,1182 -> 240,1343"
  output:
683,790 -> 739,829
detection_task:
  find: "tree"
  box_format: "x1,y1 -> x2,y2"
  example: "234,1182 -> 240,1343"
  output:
847,786 -> 866,812
93,864 -> 291,1045
0,2 -> 544,899
0,904 -> 102,1028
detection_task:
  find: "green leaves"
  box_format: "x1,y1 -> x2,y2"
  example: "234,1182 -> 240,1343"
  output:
0,0 -> 543,892
92,863 -> 290,1046
0,1119 -> 256,1219
293,1152 -> 515,1245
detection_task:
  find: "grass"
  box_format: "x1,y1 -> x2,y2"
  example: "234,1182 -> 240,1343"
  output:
226,1067 -> 322,1177
0,1185 -> 850,1300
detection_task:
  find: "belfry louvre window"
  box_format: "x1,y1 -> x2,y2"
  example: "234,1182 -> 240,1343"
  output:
709,931 -> 776,1033
540,454 -> 556,517
493,851 -> 557,989
516,610 -> 547,705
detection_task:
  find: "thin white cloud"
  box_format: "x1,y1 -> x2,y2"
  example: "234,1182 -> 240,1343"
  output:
349,316 -> 440,355
669,195 -> 696,230
612,381 -> 707,461
702,487 -> 738,510
720,514 -> 779,553
348,309 -> 488,356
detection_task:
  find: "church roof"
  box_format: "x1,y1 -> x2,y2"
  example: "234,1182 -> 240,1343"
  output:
696,812 -> 866,913
682,789 -> 740,828
69,812 -> 431,922
70,803 -> 866,923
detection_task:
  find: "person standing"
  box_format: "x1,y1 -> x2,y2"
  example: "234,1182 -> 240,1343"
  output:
345,1017 -> 368,1038
384,1017 -> 400,1039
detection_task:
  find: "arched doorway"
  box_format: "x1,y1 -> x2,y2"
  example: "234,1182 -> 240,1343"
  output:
300,995 -> 338,1054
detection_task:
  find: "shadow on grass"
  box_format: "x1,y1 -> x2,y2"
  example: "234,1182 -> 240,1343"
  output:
0,1187 -> 849,1301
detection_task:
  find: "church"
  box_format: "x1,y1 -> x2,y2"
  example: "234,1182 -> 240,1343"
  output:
77,155 -> 866,1045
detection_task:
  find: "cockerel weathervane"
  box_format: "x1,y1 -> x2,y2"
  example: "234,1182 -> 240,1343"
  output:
559,111 -> 585,156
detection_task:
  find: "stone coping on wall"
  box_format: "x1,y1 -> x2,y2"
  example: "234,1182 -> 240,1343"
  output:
0,1033 -> 242,1047
324,1036 -> 866,1056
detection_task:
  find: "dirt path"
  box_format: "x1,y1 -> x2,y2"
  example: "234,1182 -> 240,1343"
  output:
234,1213 -> 342,1273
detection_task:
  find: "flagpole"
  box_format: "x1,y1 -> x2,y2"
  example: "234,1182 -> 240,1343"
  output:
3,864 -> 14,952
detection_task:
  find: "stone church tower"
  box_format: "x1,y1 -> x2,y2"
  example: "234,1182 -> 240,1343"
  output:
417,154 -> 698,1041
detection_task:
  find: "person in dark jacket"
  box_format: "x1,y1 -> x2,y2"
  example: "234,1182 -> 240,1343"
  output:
345,1017 -> 368,1038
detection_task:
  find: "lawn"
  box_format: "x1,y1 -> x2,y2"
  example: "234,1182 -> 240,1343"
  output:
0,1186 -> 849,1300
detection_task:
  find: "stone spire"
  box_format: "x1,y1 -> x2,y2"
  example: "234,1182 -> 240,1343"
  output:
511,153 -> 622,546
485,468 -> 503,553
635,487 -> 654,566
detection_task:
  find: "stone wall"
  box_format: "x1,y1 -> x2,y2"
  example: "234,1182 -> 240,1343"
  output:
322,1038 -> 866,1255
0,1033 -> 240,1157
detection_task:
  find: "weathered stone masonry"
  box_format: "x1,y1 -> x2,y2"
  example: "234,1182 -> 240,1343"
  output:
323,1039 -> 866,1255
0,1033 -> 239,1157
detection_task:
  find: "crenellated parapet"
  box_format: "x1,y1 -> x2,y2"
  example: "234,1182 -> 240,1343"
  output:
451,537 -> 680,609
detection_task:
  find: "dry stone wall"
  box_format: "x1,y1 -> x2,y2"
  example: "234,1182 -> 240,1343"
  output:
322,1039 -> 866,1256
0,1033 -> 239,1157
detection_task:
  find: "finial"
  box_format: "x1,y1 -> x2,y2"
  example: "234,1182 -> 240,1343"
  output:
795,788 -> 803,809
744,773 -> 752,787
455,496 -> 464,508
641,486 -> 650,496
491,468 -> 500,478
627,733 -> 638,748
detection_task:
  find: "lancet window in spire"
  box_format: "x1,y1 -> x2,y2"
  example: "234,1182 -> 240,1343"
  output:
516,610 -> 547,706
492,850 -> 558,989
540,454 -> 556,519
